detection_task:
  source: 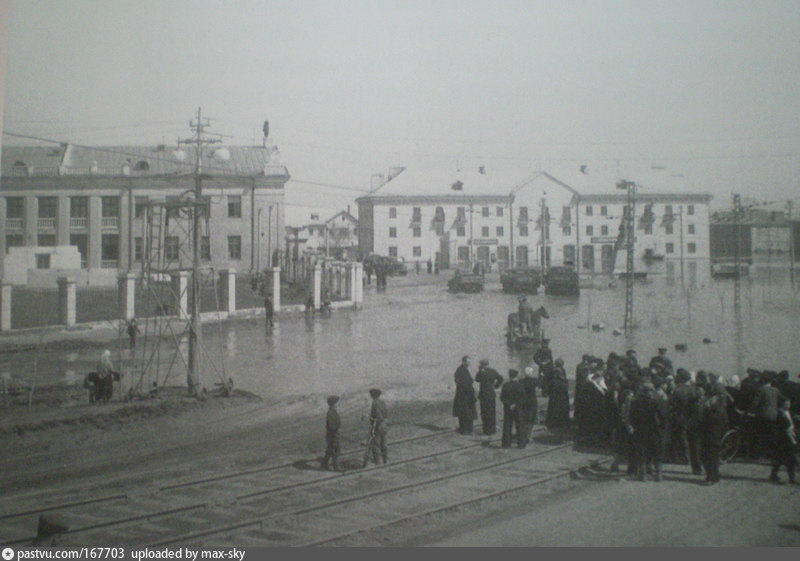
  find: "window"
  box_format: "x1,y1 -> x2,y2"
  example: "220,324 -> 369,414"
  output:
563,245 -> 576,266
389,227 -> 397,238
586,225 -> 594,236
412,227 -> 421,237
388,246 -> 398,257
133,160 -> 150,171
6,197 -> 24,219
6,234 -> 23,252
413,246 -> 422,257
496,226 -> 504,237
482,207 -> 489,217
102,197 -> 119,217
688,224 -> 695,235
496,207 -> 504,217
519,206 -> 529,221
228,235 -> 242,259
134,237 -> 143,261
165,236 -> 180,261
688,242 -> 696,254
134,197 -> 149,218
600,206 -> 608,216
71,197 -> 89,218
38,197 -> 57,218
38,234 -> 56,247
666,242 -> 674,254
201,236 -> 211,260
101,234 -> 119,262
481,226 -> 490,237
457,226 -> 466,237
412,207 -> 421,222
165,196 -> 181,219
601,225 -> 609,236
457,207 -> 466,219
645,224 -> 653,235
228,195 -> 242,218
561,206 -> 571,224
562,226 -> 571,236
665,205 -> 673,216
520,226 -> 529,237
665,224 -> 673,235
585,206 -> 593,216
457,246 -> 469,263
36,254 -> 50,269
389,207 -> 396,219
687,205 -> 695,216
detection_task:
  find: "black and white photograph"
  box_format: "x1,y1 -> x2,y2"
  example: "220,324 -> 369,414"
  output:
0,0 -> 799,548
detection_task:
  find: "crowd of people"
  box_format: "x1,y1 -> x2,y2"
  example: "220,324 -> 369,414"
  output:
452,346 -> 800,486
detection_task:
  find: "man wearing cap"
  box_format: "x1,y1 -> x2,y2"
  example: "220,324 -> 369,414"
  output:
500,369 -> 528,448
750,373 -> 783,459
534,339 -> 554,397
669,369 -> 701,473
475,359 -> 504,435
625,349 -> 639,369
453,356 -> 477,435
321,396 -> 341,472
364,388 -> 389,466
649,348 -> 673,376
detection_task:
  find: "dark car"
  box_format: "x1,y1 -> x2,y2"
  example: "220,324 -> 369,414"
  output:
500,267 -> 542,294
544,266 -> 580,295
364,254 -> 407,277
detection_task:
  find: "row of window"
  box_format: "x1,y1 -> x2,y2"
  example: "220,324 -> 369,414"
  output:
4,195 -> 244,220
390,222 -> 698,239
132,235 -> 243,261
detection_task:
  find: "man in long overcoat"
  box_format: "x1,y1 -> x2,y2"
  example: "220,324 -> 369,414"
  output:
452,356 -> 477,435
629,381 -> 667,481
475,359 -> 504,435
500,369 -> 528,448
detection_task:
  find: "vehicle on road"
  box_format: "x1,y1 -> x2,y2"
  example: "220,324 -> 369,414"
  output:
500,267 -> 542,294
544,266 -> 580,295
447,270 -> 484,293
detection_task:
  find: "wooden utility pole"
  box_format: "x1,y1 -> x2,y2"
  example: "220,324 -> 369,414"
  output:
178,107 -> 220,395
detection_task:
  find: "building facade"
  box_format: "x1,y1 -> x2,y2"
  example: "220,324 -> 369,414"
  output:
358,167 -> 712,280
0,142 -> 289,286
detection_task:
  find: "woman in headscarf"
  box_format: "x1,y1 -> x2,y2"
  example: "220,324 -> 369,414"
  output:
96,349 -> 116,402
545,358 -> 571,430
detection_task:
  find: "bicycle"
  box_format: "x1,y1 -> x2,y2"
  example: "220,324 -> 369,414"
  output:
719,409 -> 755,463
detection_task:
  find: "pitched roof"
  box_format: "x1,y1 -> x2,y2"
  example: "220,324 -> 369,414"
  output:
365,166 -> 531,198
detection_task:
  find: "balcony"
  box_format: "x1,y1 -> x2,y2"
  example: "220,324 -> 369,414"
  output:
5,218 -> 23,231
101,217 -> 119,229
70,217 -> 88,229
101,260 -> 118,269
37,218 -> 57,230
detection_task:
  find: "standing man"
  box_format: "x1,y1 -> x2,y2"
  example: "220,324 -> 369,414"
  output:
629,380 -> 667,482
669,368 -> 701,473
364,388 -> 389,466
534,339 -> 554,397
750,373 -> 782,458
96,349 -> 116,402
500,369 -> 528,448
475,359 -> 504,435
649,347 -> 673,376
453,356 -> 477,435
264,293 -> 274,328
321,395 -> 341,472
427,258 -> 433,274
126,318 -> 140,351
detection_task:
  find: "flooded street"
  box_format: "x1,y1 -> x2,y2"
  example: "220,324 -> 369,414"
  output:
5,266 -> 799,406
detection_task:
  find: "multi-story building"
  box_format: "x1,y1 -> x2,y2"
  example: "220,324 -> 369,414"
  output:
0,141 -> 289,286
358,166 -> 712,281
285,209 -> 359,260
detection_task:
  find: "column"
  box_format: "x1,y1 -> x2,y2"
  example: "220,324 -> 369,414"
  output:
313,263 -> 322,309
117,273 -> 136,320
219,268 -> 236,314
58,276 -> 76,327
170,271 -> 189,319
270,267 -> 281,311
24,195 -> 37,247
57,195 -> 70,246
353,262 -> 364,308
88,196 -> 102,269
0,282 -> 11,331
345,262 -> 354,304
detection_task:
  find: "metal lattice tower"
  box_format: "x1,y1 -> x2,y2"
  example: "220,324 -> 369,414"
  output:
618,180 -> 636,333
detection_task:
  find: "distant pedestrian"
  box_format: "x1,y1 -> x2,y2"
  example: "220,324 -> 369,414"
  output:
96,349 -> 116,402
321,395 -> 341,472
699,383 -> 728,485
364,388 -> 389,466
264,293 -> 274,327
453,356 -> 477,434
305,295 -> 315,316
521,367 -> 539,440
545,359 -> 571,430
415,261 -> 420,275
475,359 -> 503,435
126,318 -> 140,351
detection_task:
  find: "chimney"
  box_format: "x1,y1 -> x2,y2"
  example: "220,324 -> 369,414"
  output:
388,166 -> 405,181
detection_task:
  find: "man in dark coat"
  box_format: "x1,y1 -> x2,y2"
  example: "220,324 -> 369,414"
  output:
629,381 -> 667,481
546,359 -> 571,431
750,374 -> 783,458
264,293 -> 274,327
452,356 -> 477,434
500,369 -> 527,448
669,368 -> 701,472
699,384 -> 728,485
649,347 -> 673,376
321,395 -> 341,471
534,339 -> 554,396
475,359 -> 504,435
364,388 -> 389,466
769,396 -> 798,484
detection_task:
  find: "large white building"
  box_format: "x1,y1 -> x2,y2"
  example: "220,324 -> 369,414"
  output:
357,166 -> 712,280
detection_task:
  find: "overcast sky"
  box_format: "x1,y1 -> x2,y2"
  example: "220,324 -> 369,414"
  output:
3,0 -> 800,217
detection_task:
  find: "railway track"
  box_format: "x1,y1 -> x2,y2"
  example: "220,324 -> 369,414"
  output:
1,426 -> 610,547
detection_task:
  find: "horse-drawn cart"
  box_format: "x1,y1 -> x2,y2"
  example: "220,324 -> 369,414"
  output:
505,306 -> 548,348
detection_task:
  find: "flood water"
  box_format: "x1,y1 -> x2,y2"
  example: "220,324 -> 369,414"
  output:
4,265 -> 800,406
